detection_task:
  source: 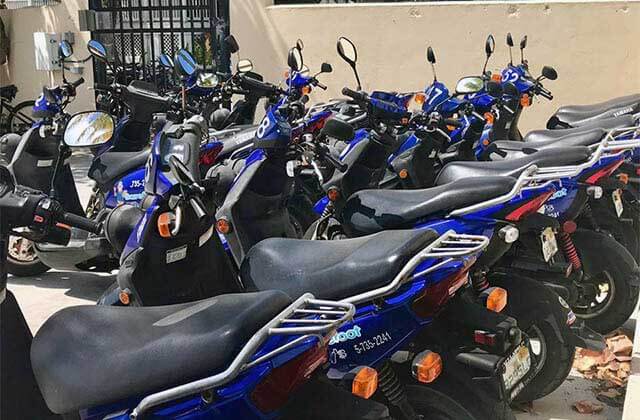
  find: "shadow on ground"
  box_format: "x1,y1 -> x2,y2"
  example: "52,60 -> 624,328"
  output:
8,270 -> 115,301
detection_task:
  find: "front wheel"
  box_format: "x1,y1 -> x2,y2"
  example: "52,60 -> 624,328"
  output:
7,236 -> 50,277
7,100 -> 35,134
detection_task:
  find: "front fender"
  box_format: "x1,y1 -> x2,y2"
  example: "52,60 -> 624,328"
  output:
572,228 -> 640,286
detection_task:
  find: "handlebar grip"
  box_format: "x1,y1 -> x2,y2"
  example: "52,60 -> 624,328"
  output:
72,77 -> 85,88
342,87 -> 367,102
60,212 -> 101,234
538,90 -> 553,100
239,75 -> 280,96
444,118 -> 464,128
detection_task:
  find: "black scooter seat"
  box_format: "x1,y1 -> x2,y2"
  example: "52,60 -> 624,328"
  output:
436,147 -> 591,185
527,115 -> 635,142
241,229 -> 439,300
549,95 -> 640,127
88,149 -> 149,185
341,177 -> 516,236
491,130 -> 604,155
30,291 -> 291,414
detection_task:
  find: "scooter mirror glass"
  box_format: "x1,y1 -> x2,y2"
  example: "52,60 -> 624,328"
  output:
296,38 -> 304,51
159,54 -> 174,69
506,33 -> 514,47
320,62 -> 333,74
520,35 -> 528,50
485,34 -> 496,56
225,35 -> 240,54
237,59 -> 253,73
426,46 -> 436,64
197,72 -> 219,88
64,111 -> 115,148
542,65 -> 558,80
87,40 -> 108,62
59,40 -> 73,59
455,76 -> 484,95
175,49 -> 198,77
337,37 -> 357,65
288,47 -> 303,72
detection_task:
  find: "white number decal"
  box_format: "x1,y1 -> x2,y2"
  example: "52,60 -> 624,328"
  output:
428,87 -> 443,105
256,116 -> 271,138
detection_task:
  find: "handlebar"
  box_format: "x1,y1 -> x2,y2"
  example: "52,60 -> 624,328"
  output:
59,212 -> 101,235
71,77 -> 85,89
444,118 -> 464,128
342,87 -> 368,103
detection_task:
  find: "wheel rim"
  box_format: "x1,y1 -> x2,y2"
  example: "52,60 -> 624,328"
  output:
527,325 -> 548,374
8,236 -> 38,264
573,273 -> 616,319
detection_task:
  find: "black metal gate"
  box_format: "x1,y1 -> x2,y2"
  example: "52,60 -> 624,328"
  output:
89,0 -> 230,86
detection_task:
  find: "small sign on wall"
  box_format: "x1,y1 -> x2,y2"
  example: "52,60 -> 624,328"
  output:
33,32 -> 60,71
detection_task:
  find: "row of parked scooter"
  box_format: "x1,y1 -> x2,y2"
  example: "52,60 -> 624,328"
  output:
1,32 -> 640,420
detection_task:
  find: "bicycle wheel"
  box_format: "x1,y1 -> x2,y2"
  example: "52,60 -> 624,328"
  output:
8,100 -> 35,134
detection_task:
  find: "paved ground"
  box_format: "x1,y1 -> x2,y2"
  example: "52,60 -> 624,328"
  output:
7,153 -> 636,419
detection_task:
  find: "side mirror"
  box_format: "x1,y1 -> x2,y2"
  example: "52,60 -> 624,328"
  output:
64,111 -> 115,148
486,81 -> 503,98
320,62 -> 333,74
485,34 -> 496,56
296,39 -> 304,51
506,33 -> 514,47
175,49 -> 198,77
59,40 -> 73,59
225,35 -> 240,54
455,76 -> 484,95
87,39 -> 108,62
237,59 -> 253,73
337,37 -> 357,65
520,35 -> 528,50
426,46 -> 436,64
159,54 -> 174,69
169,155 -> 196,186
541,65 -> 558,80
197,73 -> 219,88
288,47 -> 303,73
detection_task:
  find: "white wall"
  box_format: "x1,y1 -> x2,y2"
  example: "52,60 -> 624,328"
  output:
232,0 -> 640,132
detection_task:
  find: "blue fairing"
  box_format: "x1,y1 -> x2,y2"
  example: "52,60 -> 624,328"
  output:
104,167 -> 147,208
501,66 -> 535,93
422,81 -> 450,113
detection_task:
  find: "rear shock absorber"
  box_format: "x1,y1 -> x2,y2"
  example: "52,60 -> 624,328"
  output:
470,269 -> 490,293
377,361 -> 420,420
558,223 -> 582,271
581,202 -> 600,231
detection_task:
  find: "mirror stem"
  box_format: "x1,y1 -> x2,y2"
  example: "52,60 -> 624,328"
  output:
352,64 -> 362,91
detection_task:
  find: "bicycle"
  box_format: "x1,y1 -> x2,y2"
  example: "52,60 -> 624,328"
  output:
0,84 -> 35,136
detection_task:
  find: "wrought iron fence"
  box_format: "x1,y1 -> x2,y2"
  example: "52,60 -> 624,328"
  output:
89,0 -> 230,87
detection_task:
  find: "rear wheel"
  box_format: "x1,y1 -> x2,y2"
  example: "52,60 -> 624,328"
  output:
404,379 -> 515,420
7,236 -> 50,277
7,101 -> 35,134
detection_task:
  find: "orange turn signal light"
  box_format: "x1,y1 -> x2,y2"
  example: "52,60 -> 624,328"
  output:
157,212 -> 176,238
302,86 -> 312,95
327,187 -> 341,202
411,350 -> 443,384
414,92 -> 426,105
484,112 -> 495,125
485,287 -> 508,312
352,367 -> 378,399
215,218 -> 231,234
119,289 -> 131,305
491,73 -> 503,82
618,173 -> 629,184
399,169 -> 409,179
520,93 -> 531,107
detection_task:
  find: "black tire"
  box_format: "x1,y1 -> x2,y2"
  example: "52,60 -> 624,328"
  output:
513,322 -> 575,403
405,379 -> 515,420
7,255 -> 50,277
7,101 -> 35,134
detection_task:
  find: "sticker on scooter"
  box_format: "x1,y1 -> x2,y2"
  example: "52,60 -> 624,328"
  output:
329,348 -> 348,364
541,227 -> 558,262
329,325 -> 362,345
166,245 -> 188,264
353,331 -> 392,355
612,189 -> 624,217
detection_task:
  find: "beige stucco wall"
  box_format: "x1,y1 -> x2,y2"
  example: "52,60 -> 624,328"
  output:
1,0 -> 94,113
232,0 -> 640,132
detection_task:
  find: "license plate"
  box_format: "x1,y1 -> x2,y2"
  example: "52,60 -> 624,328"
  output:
541,227 -> 558,262
502,343 -> 531,398
166,245 -> 187,264
612,189 -> 624,218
